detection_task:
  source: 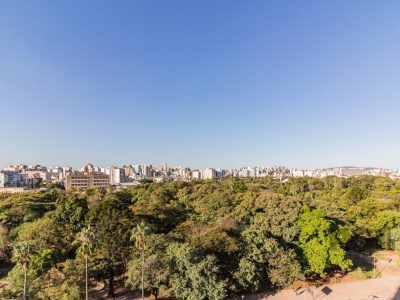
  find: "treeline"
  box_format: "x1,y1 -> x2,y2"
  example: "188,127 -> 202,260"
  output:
0,176 -> 400,299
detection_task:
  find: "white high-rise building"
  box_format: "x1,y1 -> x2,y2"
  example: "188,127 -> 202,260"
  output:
142,165 -> 152,178
239,169 -> 249,177
202,168 -> 216,179
110,167 -> 125,184
192,170 -> 201,179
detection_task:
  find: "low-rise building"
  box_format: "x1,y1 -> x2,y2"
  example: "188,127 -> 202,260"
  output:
65,172 -> 110,190
0,187 -> 34,194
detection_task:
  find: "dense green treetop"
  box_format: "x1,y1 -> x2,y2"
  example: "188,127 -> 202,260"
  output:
1,176 -> 400,299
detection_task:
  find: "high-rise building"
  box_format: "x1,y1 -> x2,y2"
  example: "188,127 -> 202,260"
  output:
202,168 -> 216,179
0,171 -> 26,187
110,167 -> 125,185
123,165 -> 135,176
192,170 -> 202,179
141,165 -> 152,178
80,163 -> 100,173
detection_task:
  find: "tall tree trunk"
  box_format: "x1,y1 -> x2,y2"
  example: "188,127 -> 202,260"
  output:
23,264 -> 27,300
108,267 -> 115,298
85,256 -> 88,300
141,249 -> 144,300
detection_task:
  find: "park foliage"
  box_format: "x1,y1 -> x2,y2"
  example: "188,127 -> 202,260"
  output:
1,175 -> 400,299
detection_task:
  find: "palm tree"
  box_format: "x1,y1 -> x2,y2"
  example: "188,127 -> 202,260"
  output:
131,222 -> 148,300
12,242 -> 33,300
76,226 -> 95,300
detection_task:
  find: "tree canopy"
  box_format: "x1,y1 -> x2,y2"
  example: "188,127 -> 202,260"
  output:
0,176 -> 399,299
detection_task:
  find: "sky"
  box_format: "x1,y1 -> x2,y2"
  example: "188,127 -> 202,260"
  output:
1,1 -> 400,169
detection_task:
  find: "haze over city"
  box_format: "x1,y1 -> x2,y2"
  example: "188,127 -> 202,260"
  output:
1,1 -> 400,169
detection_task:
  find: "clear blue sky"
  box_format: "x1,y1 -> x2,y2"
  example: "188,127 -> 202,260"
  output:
1,1 -> 400,169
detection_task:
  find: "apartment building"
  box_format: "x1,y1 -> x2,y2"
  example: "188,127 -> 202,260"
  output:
0,171 -> 27,187
202,168 -> 217,179
110,167 -> 125,185
65,172 -> 110,189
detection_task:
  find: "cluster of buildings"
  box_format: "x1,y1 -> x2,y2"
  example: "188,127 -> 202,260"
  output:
290,167 -> 399,178
0,163 -> 399,193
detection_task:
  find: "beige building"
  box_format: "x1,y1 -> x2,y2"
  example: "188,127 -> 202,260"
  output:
0,187 -> 33,194
65,172 -> 110,190
25,170 -> 50,183
202,168 -> 217,179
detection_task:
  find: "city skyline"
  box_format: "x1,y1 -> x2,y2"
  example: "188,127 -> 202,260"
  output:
1,161 -> 399,172
1,1 -> 400,169
2,162 -> 399,193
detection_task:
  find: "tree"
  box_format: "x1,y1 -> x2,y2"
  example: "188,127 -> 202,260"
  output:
4,177 -> 400,299
345,186 -> 367,204
236,225 -> 301,291
76,226 -> 95,300
28,248 -> 56,278
346,198 -> 400,240
0,191 -> 58,230
250,192 -> 302,243
33,259 -> 85,300
298,206 -> 352,276
87,194 -> 133,298
127,234 -> 170,300
53,194 -> 88,230
131,222 -> 149,300
12,242 -> 34,300
266,244 -> 302,288
0,224 -> 11,262
167,243 -> 227,300
191,190 -> 235,223
16,217 -> 68,257
131,185 -> 187,233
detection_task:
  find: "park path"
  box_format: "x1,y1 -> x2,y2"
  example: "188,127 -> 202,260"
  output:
258,275 -> 400,300
237,251 -> 400,300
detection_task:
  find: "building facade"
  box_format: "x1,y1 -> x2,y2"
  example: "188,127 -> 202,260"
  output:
110,167 -> 125,185
65,172 -> 110,189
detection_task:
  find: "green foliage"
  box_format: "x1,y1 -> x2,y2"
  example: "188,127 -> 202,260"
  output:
379,227 -> 400,250
127,234 -> 170,299
235,257 -> 262,291
249,193 -> 302,243
0,224 -> 11,262
347,199 -> 400,238
33,259 -> 85,299
0,191 -> 57,230
87,193 -> 133,297
16,217 -> 68,254
12,241 -> 33,269
3,265 -> 25,298
167,243 -> 228,300
298,206 -> 352,276
192,190 -> 235,223
29,249 -> 56,277
345,186 -> 367,204
236,224 -> 301,291
1,176 -> 400,298
53,194 -> 88,229
75,226 -> 95,259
